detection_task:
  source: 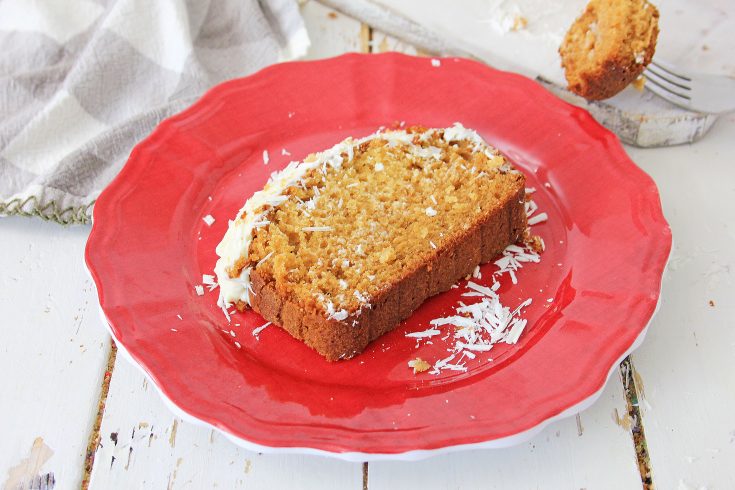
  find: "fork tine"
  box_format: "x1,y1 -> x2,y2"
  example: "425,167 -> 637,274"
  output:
643,69 -> 692,100
643,74 -> 691,107
646,64 -> 692,91
650,58 -> 692,82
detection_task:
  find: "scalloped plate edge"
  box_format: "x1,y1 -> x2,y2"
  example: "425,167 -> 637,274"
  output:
85,242 -> 670,461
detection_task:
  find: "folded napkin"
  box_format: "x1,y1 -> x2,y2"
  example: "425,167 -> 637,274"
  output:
0,0 -> 309,224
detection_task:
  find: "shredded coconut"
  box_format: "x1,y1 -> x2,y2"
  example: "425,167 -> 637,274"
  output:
302,226 -> 333,232
324,301 -> 349,321
202,215 -> 215,226
404,240 -> 541,375
202,274 -> 218,291
252,322 -> 271,339
257,251 -> 273,266
405,328 -> 441,338
263,150 -> 269,165
528,212 -> 548,225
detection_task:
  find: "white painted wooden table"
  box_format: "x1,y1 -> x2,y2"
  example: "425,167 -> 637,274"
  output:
2,3 -> 734,489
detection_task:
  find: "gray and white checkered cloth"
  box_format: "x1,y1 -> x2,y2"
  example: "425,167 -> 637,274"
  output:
0,0 -> 309,224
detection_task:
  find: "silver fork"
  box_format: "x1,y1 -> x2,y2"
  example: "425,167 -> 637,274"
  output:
643,59 -> 735,114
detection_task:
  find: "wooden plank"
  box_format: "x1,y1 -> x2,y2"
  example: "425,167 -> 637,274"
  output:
0,218 -> 110,490
86,355 -> 362,490
301,0 -> 365,60
623,114 -> 735,490
369,372 -> 643,489
370,30 -> 418,55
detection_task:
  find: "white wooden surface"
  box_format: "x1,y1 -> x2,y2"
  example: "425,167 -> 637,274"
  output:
2,2 -> 735,489
626,115 -> 735,490
300,0 -> 366,60
0,219 -> 110,489
86,353 -> 362,489
369,377 -> 642,490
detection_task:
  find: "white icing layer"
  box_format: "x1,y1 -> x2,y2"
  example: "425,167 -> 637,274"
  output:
214,123 -> 499,312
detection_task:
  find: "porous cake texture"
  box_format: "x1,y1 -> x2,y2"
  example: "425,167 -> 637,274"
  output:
559,0 -> 659,100
215,124 -> 526,360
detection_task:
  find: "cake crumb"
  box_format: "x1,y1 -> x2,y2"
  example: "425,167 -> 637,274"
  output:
709,300 -> 715,307
408,358 -> 431,374
202,214 -> 215,226
632,75 -> 646,91
252,322 -> 271,339
194,285 -> 204,296
431,59 -> 441,67
527,235 -> 545,253
511,15 -> 527,31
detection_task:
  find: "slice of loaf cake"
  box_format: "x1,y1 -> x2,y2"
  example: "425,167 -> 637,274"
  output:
215,124 -> 527,361
559,0 -> 659,100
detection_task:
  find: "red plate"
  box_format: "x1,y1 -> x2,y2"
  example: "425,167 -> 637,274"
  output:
85,53 -> 671,459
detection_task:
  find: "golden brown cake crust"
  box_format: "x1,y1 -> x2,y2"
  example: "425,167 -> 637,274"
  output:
247,183 -> 526,361
559,0 -> 659,100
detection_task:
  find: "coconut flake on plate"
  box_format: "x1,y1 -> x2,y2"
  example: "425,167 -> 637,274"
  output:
252,321 -> 271,339
405,328 -> 441,339
412,240 -> 541,375
528,212 -> 548,225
